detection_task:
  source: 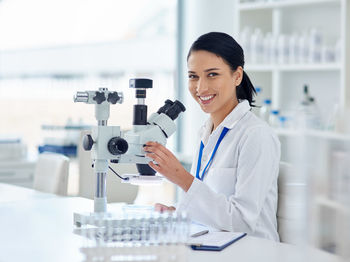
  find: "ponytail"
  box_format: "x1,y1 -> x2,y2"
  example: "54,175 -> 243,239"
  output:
236,71 -> 256,107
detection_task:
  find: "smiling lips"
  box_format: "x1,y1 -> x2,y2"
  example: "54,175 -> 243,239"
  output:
198,94 -> 216,104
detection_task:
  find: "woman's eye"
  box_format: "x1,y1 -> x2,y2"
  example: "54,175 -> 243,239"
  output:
208,72 -> 218,77
188,74 -> 197,79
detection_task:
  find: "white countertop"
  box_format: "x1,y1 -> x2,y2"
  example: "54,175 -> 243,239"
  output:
0,183 -> 344,262
0,183 -> 54,203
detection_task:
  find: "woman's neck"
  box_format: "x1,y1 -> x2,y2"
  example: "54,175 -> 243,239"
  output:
211,100 -> 239,132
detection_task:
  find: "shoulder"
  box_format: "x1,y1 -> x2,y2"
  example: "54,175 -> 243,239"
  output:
237,111 -> 280,148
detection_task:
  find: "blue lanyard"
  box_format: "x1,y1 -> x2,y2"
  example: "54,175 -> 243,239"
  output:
195,127 -> 229,181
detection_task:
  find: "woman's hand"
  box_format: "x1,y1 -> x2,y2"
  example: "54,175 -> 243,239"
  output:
154,203 -> 176,212
144,141 -> 194,192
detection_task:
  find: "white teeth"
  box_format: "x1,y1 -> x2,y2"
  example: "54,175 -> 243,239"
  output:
200,95 -> 214,101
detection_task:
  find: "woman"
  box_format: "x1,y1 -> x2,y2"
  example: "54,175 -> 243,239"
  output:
143,32 -> 280,241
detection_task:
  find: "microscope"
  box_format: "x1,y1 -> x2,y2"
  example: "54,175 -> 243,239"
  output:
73,78 -> 185,227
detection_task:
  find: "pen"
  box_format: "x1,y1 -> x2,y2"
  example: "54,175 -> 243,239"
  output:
190,229 -> 209,238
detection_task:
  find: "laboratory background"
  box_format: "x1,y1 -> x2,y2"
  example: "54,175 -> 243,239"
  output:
0,0 -> 349,261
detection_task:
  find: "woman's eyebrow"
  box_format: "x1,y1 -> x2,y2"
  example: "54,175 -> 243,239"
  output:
204,67 -> 220,72
188,68 -> 220,74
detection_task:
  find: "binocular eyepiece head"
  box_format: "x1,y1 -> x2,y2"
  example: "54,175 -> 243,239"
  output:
164,100 -> 186,120
158,100 -> 186,121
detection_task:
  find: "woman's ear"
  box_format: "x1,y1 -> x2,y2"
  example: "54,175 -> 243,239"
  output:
234,66 -> 243,86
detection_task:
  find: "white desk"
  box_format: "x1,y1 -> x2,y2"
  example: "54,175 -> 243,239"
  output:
0,182 -> 55,203
0,184 -> 344,262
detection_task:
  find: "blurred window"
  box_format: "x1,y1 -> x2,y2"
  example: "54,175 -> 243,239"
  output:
0,0 -> 177,153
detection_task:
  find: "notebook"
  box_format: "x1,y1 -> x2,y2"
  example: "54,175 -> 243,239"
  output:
189,222 -> 209,237
188,231 -> 247,251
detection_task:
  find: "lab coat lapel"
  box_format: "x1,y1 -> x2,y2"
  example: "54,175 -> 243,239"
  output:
198,100 -> 251,179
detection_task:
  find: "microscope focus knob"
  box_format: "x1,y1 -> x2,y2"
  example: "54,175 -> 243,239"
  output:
93,91 -> 106,104
83,134 -> 94,151
107,92 -> 121,104
108,137 -> 128,155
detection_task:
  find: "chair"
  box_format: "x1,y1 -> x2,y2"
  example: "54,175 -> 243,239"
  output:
33,152 -> 69,196
277,162 -> 308,245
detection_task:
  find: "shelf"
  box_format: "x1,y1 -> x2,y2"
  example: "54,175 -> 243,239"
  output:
239,0 -> 340,11
245,63 -> 341,72
315,196 -> 350,213
275,129 -> 350,141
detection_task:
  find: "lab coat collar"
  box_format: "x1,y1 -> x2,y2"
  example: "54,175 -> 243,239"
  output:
221,99 -> 251,129
200,100 -> 251,143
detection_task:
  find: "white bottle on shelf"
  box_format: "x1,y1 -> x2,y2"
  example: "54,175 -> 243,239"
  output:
252,86 -> 263,115
325,102 -> 339,131
277,34 -> 289,64
335,38 -> 342,63
240,27 -> 252,63
289,33 -> 299,64
259,99 -> 272,122
263,32 -> 272,64
296,85 -> 323,130
269,110 -> 280,128
298,32 -> 310,64
278,116 -> 288,129
250,28 -> 263,64
254,86 -> 263,106
255,86 -> 262,98
321,45 -> 335,63
270,34 -> 278,64
309,28 -> 322,63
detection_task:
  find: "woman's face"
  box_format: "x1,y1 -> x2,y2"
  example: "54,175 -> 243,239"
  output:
187,50 -> 242,116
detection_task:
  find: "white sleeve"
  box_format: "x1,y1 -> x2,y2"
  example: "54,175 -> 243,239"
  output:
176,126 -> 280,233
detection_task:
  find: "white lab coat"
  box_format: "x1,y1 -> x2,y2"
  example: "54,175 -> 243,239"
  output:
176,100 -> 280,241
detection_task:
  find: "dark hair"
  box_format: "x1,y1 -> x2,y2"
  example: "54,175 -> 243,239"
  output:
187,32 -> 256,107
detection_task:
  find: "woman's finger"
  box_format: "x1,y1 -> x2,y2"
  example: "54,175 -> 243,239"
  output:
154,203 -> 166,212
144,142 -> 171,157
148,161 -> 161,172
146,153 -> 166,166
154,203 -> 176,212
144,146 -> 168,161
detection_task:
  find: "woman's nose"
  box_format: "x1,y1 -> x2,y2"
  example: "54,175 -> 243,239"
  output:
196,79 -> 209,95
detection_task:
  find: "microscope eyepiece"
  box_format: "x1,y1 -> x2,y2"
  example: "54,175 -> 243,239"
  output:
157,99 -> 174,114
164,100 -> 186,120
